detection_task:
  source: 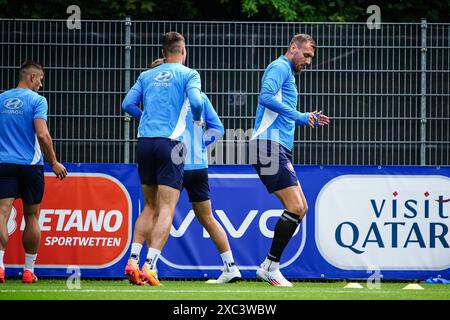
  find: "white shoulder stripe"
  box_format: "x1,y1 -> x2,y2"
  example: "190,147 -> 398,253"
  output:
251,89 -> 282,140
30,134 -> 42,165
168,97 -> 190,140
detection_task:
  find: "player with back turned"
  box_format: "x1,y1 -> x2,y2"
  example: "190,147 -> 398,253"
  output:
122,32 -> 204,286
182,91 -> 241,283
126,56 -> 241,284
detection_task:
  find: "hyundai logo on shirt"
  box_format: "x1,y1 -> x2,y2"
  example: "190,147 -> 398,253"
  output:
154,71 -> 174,82
4,98 -> 23,110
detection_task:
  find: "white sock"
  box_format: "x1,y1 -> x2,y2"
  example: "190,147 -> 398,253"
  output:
220,250 -> 237,272
130,243 -> 143,262
145,248 -> 161,271
24,253 -> 37,272
261,257 -> 279,272
0,250 -> 4,269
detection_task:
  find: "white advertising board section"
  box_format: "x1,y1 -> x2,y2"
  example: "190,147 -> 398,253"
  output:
315,175 -> 450,270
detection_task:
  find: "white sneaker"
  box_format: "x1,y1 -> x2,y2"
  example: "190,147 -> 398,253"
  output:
206,268 -> 241,284
256,267 -> 293,287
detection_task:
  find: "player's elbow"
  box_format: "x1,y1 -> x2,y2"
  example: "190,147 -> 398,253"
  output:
218,125 -> 225,137
188,89 -> 203,120
258,92 -> 274,106
36,130 -> 50,142
189,94 -> 203,112
258,93 -> 267,105
121,100 -> 131,113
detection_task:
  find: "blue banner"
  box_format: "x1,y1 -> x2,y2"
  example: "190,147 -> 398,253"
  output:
5,164 -> 449,281
160,165 -> 450,280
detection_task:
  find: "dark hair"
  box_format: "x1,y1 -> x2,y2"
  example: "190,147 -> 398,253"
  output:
162,32 -> 185,56
19,60 -> 44,80
290,33 -> 316,50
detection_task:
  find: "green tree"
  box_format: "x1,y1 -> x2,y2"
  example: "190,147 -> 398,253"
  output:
241,0 -> 449,22
242,0 -> 364,21
0,0 -> 448,21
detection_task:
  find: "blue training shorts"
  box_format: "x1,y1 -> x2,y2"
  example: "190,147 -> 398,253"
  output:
137,137 -> 186,190
182,168 -> 210,202
250,139 -> 299,194
0,163 -> 45,204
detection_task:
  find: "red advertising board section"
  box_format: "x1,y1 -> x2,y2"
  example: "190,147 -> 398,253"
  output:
5,173 -> 132,269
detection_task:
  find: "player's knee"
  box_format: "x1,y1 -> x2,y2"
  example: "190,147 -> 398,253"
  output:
0,236 -> 8,248
287,203 -> 307,218
198,214 -> 215,227
303,203 -> 309,215
23,214 -> 39,224
0,206 -> 12,218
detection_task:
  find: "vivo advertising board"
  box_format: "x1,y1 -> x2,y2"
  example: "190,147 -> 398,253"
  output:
160,171 -> 306,279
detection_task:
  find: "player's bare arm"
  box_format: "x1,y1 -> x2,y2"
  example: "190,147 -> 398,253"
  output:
34,118 -> 67,180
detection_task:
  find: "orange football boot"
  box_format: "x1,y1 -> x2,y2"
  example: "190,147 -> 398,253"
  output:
0,267 -> 4,284
140,264 -> 161,286
124,259 -> 144,285
22,269 -> 38,284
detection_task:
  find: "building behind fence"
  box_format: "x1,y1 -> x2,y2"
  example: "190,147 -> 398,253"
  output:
0,19 -> 448,165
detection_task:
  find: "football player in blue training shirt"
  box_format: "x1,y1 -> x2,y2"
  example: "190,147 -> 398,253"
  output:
250,34 -> 330,286
182,92 -> 241,284
0,61 -> 67,284
122,32 -> 204,286
128,56 -> 241,284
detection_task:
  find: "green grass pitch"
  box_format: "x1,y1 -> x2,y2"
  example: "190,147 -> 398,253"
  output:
0,279 -> 448,300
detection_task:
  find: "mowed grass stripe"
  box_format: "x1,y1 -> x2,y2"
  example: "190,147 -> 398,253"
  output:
0,289 -> 448,294
0,280 -> 448,300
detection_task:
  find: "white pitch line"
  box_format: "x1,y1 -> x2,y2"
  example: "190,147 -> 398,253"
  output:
1,289 -> 322,293
0,289 -> 438,294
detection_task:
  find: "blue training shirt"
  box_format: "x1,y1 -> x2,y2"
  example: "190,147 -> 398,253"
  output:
183,92 -> 224,171
0,88 -> 47,165
251,55 -> 311,151
122,62 -> 203,141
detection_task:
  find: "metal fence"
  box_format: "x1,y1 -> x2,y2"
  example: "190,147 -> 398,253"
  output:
1,19 -> 448,165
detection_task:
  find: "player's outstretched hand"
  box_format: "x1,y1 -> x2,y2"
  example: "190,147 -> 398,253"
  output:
316,110 -> 330,126
312,110 -> 331,126
51,161 -> 67,180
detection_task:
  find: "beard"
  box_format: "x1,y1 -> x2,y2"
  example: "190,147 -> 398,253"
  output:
294,62 -> 304,73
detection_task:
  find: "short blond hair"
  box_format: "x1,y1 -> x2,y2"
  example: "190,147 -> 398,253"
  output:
290,33 -> 316,50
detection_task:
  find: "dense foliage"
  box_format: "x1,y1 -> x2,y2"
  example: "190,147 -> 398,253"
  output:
0,0 -> 447,22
